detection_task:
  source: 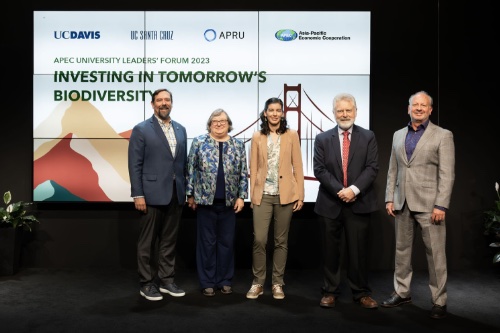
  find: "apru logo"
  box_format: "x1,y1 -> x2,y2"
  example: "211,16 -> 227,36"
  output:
204,29 -> 217,42
54,31 -> 101,39
275,29 -> 297,42
204,29 -> 245,42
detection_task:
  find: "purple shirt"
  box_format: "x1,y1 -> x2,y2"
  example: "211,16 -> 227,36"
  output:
405,120 -> 428,161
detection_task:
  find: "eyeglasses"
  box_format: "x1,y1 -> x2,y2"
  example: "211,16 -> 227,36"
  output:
211,119 -> 228,125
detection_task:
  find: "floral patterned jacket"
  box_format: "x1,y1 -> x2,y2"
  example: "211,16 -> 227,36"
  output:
186,133 -> 248,206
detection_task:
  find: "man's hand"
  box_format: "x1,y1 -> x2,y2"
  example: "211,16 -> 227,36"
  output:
386,202 -> 395,217
431,208 -> 445,224
337,187 -> 356,203
134,197 -> 147,213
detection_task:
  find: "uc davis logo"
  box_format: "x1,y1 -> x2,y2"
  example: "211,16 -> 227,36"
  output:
54,31 -> 101,39
275,29 -> 297,41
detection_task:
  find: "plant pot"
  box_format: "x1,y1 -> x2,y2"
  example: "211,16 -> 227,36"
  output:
0,227 -> 23,275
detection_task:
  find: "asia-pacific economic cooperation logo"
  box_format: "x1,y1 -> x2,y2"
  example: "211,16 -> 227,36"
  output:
275,29 -> 298,42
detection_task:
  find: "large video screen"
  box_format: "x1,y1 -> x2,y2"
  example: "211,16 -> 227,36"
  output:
33,11 -> 371,202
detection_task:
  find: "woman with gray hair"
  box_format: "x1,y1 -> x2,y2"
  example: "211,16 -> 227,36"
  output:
186,108 -> 249,297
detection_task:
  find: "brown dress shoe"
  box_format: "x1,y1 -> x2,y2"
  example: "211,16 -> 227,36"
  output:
320,294 -> 336,308
358,296 -> 378,309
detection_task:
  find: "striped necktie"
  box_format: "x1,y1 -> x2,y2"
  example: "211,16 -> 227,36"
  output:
342,131 -> 350,188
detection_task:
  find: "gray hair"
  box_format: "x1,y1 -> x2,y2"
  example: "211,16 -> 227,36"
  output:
206,108 -> 233,133
409,90 -> 433,106
333,93 -> 357,110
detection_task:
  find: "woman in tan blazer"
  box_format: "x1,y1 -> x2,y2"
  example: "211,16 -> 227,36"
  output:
245,97 -> 304,300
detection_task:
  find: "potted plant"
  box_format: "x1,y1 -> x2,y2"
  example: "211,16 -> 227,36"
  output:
0,191 -> 40,275
484,182 -> 500,264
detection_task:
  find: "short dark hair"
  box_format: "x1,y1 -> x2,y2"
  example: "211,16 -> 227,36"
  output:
151,88 -> 173,103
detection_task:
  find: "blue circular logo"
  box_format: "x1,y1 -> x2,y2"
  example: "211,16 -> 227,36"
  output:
275,29 -> 298,41
204,29 -> 217,42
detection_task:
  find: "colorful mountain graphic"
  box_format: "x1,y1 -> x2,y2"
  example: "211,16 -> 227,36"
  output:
34,99 -> 132,202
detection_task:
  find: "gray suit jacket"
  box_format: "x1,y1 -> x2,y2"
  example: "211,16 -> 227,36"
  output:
385,121 -> 455,212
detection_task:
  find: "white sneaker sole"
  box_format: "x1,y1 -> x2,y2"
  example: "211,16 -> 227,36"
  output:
159,287 -> 186,297
246,292 -> 263,299
140,291 -> 163,301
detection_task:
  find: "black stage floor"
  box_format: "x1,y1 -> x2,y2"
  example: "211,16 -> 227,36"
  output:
1,267 -> 499,333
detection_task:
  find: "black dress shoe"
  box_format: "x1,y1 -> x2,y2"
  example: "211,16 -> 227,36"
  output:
430,304 -> 447,319
380,292 -> 412,308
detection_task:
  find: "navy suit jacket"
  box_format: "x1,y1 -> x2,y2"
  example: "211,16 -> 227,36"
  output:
128,115 -> 187,205
313,124 -> 379,218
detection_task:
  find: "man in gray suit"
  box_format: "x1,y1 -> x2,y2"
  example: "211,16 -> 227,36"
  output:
128,88 -> 188,301
381,91 -> 455,319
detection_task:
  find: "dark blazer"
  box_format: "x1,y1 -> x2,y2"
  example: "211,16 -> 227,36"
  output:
128,115 -> 187,205
313,124 -> 379,218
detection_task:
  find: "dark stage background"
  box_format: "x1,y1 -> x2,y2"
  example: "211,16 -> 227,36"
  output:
1,1 -> 497,274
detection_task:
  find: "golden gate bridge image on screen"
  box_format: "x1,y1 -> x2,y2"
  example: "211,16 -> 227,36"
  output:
233,83 -> 338,200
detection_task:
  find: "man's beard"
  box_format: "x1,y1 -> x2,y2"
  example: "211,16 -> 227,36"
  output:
338,119 -> 354,130
158,108 -> 171,120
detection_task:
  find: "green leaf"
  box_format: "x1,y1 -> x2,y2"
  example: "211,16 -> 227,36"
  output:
0,191 -> 39,231
3,191 -> 11,205
493,252 -> 500,264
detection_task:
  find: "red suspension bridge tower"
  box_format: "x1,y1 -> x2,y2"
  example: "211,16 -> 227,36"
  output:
284,84 -> 302,140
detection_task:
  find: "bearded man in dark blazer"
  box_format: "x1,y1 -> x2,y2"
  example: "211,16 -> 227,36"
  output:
128,88 -> 188,301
